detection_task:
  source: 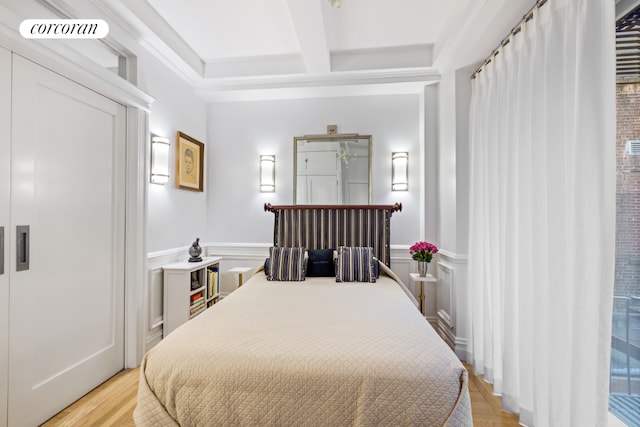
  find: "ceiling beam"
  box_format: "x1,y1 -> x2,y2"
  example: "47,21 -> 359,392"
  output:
285,0 -> 330,74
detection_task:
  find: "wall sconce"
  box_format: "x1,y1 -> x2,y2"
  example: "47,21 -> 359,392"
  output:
260,155 -> 275,192
391,152 -> 409,191
150,135 -> 170,184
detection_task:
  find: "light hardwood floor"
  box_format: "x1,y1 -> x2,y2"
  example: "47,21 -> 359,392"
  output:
41,364 -> 520,426
41,368 -> 138,427
465,364 -> 521,426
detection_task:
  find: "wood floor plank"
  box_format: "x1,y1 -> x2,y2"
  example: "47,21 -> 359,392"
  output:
41,368 -> 140,427
465,363 -> 520,426
41,364 -> 521,426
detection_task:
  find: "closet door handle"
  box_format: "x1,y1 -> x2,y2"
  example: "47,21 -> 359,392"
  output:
0,226 -> 4,275
16,225 -> 29,272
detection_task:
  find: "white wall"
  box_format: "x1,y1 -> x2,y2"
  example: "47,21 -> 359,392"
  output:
205,95 -> 428,247
436,66 -> 474,256
454,66 -> 474,253
140,50 -> 209,253
435,65 -> 475,359
437,73 -> 458,254
423,84 -> 439,244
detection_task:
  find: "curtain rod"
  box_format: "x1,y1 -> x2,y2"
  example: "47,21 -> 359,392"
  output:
471,0 -> 548,80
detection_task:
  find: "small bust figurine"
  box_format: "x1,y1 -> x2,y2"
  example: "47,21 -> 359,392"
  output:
188,237 -> 202,262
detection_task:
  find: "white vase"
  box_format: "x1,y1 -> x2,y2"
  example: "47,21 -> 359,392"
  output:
417,261 -> 429,277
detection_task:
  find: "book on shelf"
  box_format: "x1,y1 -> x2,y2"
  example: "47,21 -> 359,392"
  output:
191,270 -> 203,290
190,306 -> 205,316
207,266 -> 219,298
190,289 -> 204,305
189,299 -> 205,315
206,296 -> 220,308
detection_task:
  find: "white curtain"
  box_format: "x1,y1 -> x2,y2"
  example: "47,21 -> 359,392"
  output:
467,0 -> 616,426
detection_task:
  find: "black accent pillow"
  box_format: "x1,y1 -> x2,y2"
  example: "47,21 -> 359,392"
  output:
306,249 -> 335,277
264,257 -> 270,277
372,257 -> 380,279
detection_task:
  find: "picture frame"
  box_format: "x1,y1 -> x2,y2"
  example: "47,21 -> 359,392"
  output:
176,131 -> 204,192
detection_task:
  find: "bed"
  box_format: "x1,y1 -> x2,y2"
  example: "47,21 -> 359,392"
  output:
134,205 -> 472,427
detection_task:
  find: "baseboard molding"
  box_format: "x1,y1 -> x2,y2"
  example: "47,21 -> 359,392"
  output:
454,337 -> 470,362
145,329 -> 163,352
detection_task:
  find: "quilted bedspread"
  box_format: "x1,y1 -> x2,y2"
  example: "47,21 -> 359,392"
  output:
134,267 -> 472,426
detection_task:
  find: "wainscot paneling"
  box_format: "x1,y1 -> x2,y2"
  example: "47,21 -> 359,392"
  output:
389,245 -> 414,292
146,268 -> 164,351
207,244 -> 419,299
204,243 -> 270,297
146,247 -> 189,352
145,244 -> 470,361
435,261 -> 455,349
437,250 -> 470,361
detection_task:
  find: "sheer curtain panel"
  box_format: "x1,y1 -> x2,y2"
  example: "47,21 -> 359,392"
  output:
467,0 -> 616,425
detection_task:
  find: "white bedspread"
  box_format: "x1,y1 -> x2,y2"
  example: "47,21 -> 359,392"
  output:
134,269 -> 472,426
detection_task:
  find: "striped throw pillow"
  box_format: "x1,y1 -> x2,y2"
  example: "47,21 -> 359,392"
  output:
335,246 -> 376,283
267,247 -> 307,281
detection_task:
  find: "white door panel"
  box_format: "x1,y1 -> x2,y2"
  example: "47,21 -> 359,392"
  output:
297,175 -> 307,204
304,151 -> 338,170
307,174 -> 340,204
8,54 -> 125,427
0,46 -> 11,427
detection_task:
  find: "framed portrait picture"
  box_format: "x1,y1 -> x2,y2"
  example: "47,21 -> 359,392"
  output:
176,131 -> 204,192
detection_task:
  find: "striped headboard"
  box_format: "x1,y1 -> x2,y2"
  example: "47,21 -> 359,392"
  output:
264,203 -> 402,267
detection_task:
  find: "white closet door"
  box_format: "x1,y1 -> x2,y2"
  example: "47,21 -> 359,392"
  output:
8,55 -> 126,427
0,46 -> 10,427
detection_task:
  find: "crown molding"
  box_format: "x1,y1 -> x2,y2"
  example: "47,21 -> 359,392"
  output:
195,67 -> 440,102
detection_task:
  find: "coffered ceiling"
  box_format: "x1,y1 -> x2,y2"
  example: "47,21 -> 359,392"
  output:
7,0 -> 637,100
3,0 -> 564,100
90,0 -> 549,100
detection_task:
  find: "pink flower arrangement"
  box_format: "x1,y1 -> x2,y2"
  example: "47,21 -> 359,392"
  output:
409,241 -> 438,262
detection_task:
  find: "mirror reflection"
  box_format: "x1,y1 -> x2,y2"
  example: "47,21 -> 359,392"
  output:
294,134 -> 371,204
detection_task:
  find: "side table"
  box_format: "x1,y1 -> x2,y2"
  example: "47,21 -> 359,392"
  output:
229,266 -> 252,288
409,273 -> 437,316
